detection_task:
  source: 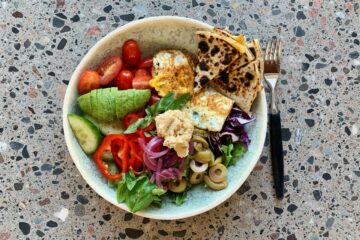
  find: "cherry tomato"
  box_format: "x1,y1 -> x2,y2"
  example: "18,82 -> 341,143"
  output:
123,113 -> 141,128
78,70 -> 101,95
135,69 -> 150,77
122,40 -> 141,67
122,61 -> 130,70
115,70 -> 134,90
148,94 -> 160,105
132,75 -> 152,89
97,56 -> 122,85
138,57 -> 153,69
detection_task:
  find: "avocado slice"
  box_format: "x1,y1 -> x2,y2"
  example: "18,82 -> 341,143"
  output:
96,89 -> 105,122
77,93 -> 92,116
90,89 -> 100,121
106,88 -> 117,121
115,89 -> 151,118
102,88 -> 116,122
79,88 -> 150,121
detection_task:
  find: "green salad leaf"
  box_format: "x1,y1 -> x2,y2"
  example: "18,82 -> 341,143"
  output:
124,115 -> 152,134
116,171 -> 166,212
169,191 -> 188,206
124,92 -> 192,134
221,143 -> 245,167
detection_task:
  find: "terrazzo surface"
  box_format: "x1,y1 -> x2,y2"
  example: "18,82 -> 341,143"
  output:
0,0 -> 359,239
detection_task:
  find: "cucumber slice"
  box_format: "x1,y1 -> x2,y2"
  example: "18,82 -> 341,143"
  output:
67,114 -> 102,154
84,115 -> 124,135
98,121 -> 125,135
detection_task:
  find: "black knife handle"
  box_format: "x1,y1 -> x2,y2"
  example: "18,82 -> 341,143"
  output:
269,112 -> 284,199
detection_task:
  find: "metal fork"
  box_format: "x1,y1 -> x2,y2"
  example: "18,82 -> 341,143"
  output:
264,39 -> 284,199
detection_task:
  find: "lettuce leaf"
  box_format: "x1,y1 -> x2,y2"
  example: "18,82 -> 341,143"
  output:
116,171 -> 166,212
221,143 -> 245,167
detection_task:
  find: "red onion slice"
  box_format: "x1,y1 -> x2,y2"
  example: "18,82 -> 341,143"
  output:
138,138 -> 170,159
142,152 -> 157,171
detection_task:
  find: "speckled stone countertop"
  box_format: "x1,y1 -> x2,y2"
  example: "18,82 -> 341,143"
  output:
0,0 -> 359,239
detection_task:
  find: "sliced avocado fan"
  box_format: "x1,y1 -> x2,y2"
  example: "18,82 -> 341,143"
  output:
77,88 -> 151,122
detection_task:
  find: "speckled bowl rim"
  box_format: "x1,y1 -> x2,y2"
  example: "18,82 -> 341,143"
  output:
63,16 -> 267,220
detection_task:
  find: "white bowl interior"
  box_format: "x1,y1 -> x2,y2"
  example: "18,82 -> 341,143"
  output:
63,16 -> 267,220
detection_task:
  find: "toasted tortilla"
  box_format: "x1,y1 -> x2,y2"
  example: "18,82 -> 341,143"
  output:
212,28 -> 246,45
211,28 -> 254,65
211,59 -> 262,113
247,39 -> 264,91
193,29 -> 255,93
193,31 -> 241,93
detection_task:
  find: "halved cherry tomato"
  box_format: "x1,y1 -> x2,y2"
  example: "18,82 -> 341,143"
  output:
122,40 -> 141,67
97,56 -> 122,85
123,113 -> 140,128
148,94 -> 160,105
132,75 -> 152,89
115,70 -> 133,90
138,57 -> 153,69
135,69 -> 150,77
78,70 -> 101,95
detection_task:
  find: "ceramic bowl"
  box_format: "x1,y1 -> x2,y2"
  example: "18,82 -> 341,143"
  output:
63,16 -> 267,220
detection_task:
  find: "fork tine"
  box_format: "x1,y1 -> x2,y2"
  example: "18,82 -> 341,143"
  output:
272,39 -> 279,64
265,40 -> 271,63
277,39 -> 282,64
271,39 -> 277,63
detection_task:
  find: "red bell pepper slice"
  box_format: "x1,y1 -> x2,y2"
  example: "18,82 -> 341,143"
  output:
93,135 -> 125,180
93,132 -> 147,179
111,136 -> 129,173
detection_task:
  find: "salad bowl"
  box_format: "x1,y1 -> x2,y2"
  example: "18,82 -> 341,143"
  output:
63,16 -> 267,220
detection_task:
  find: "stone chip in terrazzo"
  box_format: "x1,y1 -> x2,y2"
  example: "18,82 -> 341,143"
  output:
125,228 -> 144,239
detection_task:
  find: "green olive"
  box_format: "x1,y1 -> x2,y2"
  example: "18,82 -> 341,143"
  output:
204,175 -> 227,190
190,171 -> 205,184
192,136 -> 209,151
169,179 -> 187,193
194,149 -> 214,164
193,128 -> 209,138
210,157 -> 222,167
209,164 -> 227,183
190,160 -> 208,173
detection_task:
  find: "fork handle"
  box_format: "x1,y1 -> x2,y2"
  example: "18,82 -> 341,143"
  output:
269,112 -> 284,199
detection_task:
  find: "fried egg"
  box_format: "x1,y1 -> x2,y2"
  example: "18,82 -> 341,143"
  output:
182,88 -> 234,132
150,50 -> 195,97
